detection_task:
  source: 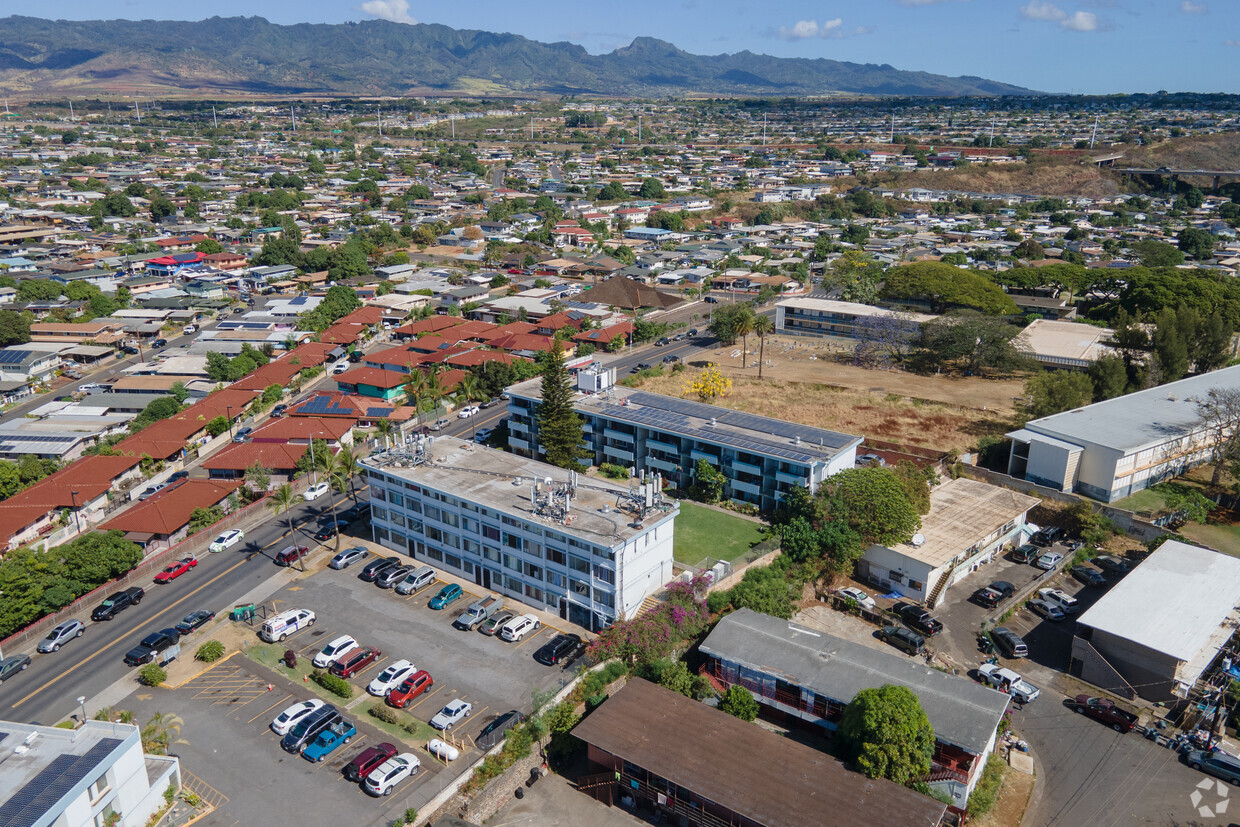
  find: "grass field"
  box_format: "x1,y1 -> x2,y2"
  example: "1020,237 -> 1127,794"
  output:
673,502 -> 767,566
1111,487 -> 1172,516
1178,523 -> 1240,559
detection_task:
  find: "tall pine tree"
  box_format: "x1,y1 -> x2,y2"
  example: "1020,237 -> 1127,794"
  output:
537,343 -> 590,471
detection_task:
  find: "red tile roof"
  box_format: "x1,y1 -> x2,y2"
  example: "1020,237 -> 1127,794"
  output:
334,367 -> 408,389
488,332 -> 557,353
394,316 -> 467,338
335,306 -> 385,326
250,416 -> 352,443
282,342 -> 335,368
101,479 -> 242,536
176,389 -> 262,424
572,321 -> 633,344
14,454 -> 143,507
444,350 -> 529,368
199,442 -> 305,472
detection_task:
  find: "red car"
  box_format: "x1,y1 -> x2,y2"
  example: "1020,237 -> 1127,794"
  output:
385,670 -> 433,708
153,557 -> 198,584
274,545 -> 310,567
329,647 -> 381,679
343,742 -> 398,783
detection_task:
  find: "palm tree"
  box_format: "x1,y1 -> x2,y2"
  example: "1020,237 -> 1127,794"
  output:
266,484 -> 303,571
141,712 -> 187,756
733,309 -> 756,370
754,314 -> 775,380
374,417 -> 395,448
314,448 -> 345,553
455,372 -> 483,405
402,369 -> 427,417
422,366 -> 445,416
333,448 -> 360,504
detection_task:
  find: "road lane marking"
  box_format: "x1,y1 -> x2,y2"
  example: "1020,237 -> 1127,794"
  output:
12,552 -> 259,709
247,694 -> 292,724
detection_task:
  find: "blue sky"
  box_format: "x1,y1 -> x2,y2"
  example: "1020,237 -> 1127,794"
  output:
33,0 -> 1240,93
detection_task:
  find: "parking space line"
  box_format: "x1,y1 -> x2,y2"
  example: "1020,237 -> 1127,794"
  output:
351,660 -> 381,679
512,627 -> 548,650
228,689 -> 279,713
247,694 -> 292,724
405,686 -> 442,712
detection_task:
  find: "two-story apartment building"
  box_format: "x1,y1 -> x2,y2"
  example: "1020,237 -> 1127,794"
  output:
698,609 -> 1010,812
505,368 -> 861,512
774,297 -> 934,340
363,436 -> 678,631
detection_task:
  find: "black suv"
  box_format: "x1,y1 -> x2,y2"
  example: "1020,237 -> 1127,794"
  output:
990,627 -> 1028,659
92,587 -> 145,621
894,603 -> 943,636
359,556 -> 402,583
534,634 -> 583,666
878,626 -> 925,656
1093,555 -> 1130,577
477,710 -> 526,749
1032,526 -> 1064,547
282,704 -> 341,753
124,628 -> 180,666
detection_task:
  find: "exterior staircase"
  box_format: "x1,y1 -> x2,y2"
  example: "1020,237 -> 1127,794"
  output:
925,573 -> 948,610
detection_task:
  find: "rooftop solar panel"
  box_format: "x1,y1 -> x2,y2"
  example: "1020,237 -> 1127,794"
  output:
0,349 -> 34,364
0,738 -> 123,827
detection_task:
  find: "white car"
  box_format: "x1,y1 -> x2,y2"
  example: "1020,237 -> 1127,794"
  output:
271,699 -> 325,735
331,361 -> 349,375
978,663 -> 1041,703
364,753 -> 420,797
303,482 -> 330,501
182,324 -> 197,334
457,405 -> 479,419
430,699 -> 473,730
836,587 -> 877,611
368,659 -> 417,696
1037,587 -> 1080,614
1035,551 -> 1065,570
209,529 -> 245,552
313,635 -> 359,668
499,613 -> 541,642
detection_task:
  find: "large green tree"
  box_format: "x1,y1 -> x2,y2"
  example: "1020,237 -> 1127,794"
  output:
1178,227 -> 1217,261
839,684 -> 936,785
914,311 -> 1029,376
1022,371 -> 1094,420
881,262 -> 1017,315
536,343 -> 590,471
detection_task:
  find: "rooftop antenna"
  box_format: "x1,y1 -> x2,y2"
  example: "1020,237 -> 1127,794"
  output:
212,105 -> 218,129
1089,114 -> 1099,150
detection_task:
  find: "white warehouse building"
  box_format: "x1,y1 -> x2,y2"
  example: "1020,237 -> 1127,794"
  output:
363,436 -> 679,631
1007,364 -> 1240,502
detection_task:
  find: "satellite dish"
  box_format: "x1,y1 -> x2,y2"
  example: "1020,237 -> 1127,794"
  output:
911,533 -> 926,546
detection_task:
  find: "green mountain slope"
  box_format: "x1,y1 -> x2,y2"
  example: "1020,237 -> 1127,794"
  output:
0,16 -> 1033,97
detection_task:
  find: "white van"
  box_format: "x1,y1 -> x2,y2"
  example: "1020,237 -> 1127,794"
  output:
1037,588 -> 1080,614
260,608 -> 316,642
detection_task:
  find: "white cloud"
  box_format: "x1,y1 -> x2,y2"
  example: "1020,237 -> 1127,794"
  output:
360,0 -> 417,25
1180,0 -> 1207,13
1021,1 -> 1067,21
1227,39 -> 1240,46
777,17 -> 860,40
1060,10 -> 1099,29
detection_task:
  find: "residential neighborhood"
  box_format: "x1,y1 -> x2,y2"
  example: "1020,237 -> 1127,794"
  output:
0,30 -> 1239,827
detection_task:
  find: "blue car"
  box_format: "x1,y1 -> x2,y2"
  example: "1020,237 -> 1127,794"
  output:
301,718 -> 356,762
429,584 -> 463,610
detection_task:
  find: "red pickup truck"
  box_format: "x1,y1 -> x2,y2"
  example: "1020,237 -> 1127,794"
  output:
1069,694 -> 1139,732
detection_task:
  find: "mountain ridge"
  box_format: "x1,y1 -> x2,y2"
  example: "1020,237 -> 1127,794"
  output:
0,15 -> 1036,98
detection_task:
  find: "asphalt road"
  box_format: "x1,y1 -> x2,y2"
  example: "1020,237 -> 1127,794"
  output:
0,491 -> 345,726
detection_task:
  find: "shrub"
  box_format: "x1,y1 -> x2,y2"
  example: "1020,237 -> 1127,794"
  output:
598,462 -> 629,481
718,685 -> 760,721
396,808 -> 418,826
312,670 -> 353,699
195,640 -> 225,662
402,719 -> 420,735
369,703 -> 399,725
137,663 -> 167,687
967,755 -> 1006,818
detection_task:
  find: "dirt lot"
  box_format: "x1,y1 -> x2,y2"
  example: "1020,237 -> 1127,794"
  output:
638,337 -> 1018,452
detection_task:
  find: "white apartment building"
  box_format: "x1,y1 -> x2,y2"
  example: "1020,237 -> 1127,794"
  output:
363,436 -> 679,631
0,720 -> 180,827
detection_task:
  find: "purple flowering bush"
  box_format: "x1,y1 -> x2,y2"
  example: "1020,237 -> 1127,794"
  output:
588,573 -> 711,665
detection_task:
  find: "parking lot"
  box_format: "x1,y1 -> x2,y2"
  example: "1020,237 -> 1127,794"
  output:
122,542 -> 588,826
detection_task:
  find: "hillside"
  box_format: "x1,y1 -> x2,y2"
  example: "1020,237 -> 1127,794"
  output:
0,15 -> 1034,98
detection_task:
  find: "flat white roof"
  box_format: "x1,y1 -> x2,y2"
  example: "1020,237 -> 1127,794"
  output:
1078,540 -> 1240,667
1015,318 -> 1114,365
776,297 -> 936,324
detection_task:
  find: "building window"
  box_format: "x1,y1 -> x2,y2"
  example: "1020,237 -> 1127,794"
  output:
568,555 -> 590,574
461,501 -> 478,513
503,532 -> 522,550
525,562 -> 543,580
482,525 -> 501,542
441,512 -> 459,528
424,505 -> 441,522
406,499 -> 422,514
88,772 -> 111,803
389,492 -> 403,507
444,552 -> 462,570
546,571 -> 565,588
425,546 -> 444,562
547,548 -> 566,566
524,583 -> 544,603
376,528 -> 390,543
372,506 -> 388,521
595,589 -> 615,609
483,546 -> 501,563
391,513 -> 405,528
503,553 -> 522,573
570,578 -> 590,596
371,488 -> 386,502
593,565 -> 615,585
463,538 -> 480,554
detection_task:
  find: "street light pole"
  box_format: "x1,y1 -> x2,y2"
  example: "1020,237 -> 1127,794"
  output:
225,405 -> 234,440
70,490 -> 82,535
77,695 -> 87,725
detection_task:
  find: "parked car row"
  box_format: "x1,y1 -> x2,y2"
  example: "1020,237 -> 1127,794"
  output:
270,699 -> 421,795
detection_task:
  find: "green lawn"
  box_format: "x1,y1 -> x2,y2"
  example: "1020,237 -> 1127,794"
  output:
1111,487 -> 1172,516
1179,523 -> 1240,559
673,502 -> 767,566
